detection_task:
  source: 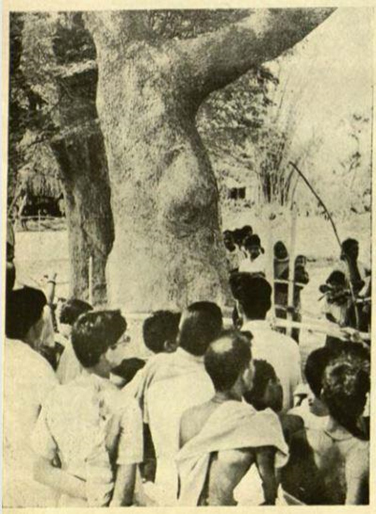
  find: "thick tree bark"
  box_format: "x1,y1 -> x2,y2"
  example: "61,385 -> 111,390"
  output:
51,67 -> 114,305
84,9 -> 334,311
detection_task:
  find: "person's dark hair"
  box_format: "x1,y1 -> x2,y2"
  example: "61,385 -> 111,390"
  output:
240,225 -> 253,241
6,287 -> 47,340
321,357 -> 370,439
111,357 -> 146,383
230,273 -> 272,319
341,238 -> 359,254
327,270 -> 347,287
274,241 -> 288,260
232,228 -> 244,247
178,302 -> 223,357
244,359 -> 277,409
72,310 -> 127,368
143,310 -> 181,354
205,330 -> 252,392
59,298 -> 93,326
305,347 -> 336,398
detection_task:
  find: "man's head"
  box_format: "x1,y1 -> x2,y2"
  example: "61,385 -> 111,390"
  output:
305,346 -> 336,416
274,241 -> 288,260
244,359 -> 283,413
230,273 -> 272,320
321,357 -> 370,431
205,330 -> 253,396
223,230 -> 235,252
341,238 -> 359,262
143,310 -> 181,354
178,301 -> 223,357
295,255 -> 307,267
71,310 -> 128,377
244,234 -> 264,260
240,225 -> 253,246
232,228 -> 244,248
6,287 -> 47,344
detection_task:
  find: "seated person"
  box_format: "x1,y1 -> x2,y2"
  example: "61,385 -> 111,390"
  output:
177,330 -> 288,506
32,310 -> 143,507
281,352 -> 369,505
55,298 -> 92,384
130,302 -> 222,505
4,287 -> 58,508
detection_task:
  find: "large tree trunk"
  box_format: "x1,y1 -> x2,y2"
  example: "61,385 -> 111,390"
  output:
51,67 -> 114,305
92,46 -> 228,311
85,9 -> 334,311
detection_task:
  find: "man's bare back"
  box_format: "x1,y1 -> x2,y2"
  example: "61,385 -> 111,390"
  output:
179,400 -> 271,506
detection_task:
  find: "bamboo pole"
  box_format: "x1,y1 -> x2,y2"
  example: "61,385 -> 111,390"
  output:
289,161 -> 360,330
286,201 -> 297,337
88,256 -> 93,306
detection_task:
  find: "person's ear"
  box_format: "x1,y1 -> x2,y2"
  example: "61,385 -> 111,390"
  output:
163,339 -> 178,353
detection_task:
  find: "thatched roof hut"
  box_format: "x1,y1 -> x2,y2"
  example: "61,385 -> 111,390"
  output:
9,136 -> 63,200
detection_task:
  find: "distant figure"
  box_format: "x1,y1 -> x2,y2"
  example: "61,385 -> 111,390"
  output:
320,270 -> 354,348
274,243 -> 309,342
336,238 -> 371,331
223,230 -> 239,273
230,273 -> 302,411
239,234 -> 266,276
177,330 -> 288,506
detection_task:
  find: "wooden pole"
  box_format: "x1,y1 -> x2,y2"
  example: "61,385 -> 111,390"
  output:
88,255 -> 93,306
287,200 -> 297,337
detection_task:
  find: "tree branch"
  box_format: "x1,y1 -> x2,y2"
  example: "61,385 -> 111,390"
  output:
175,8 -> 335,101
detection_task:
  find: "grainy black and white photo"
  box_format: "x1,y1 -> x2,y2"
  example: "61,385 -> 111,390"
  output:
3,5 -> 373,508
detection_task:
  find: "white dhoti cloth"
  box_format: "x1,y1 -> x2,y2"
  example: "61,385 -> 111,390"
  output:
176,401 -> 288,506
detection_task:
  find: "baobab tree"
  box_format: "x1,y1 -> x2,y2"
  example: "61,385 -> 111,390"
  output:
82,9 -> 334,311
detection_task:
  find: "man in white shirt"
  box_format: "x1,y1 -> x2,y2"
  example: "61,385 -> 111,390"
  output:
4,287 -> 59,507
230,273 -> 302,411
239,234 -> 267,276
133,302 -> 223,505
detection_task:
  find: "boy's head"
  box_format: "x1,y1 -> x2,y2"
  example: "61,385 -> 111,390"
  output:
143,310 -> 181,354
6,287 -> 47,344
178,301 -> 223,357
321,357 -> 369,432
71,310 -> 128,377
205,330 -> 253,396
244,359 -> 283,413
305,346 -> 336,416
243,234 -> 264,259
230,273 -> 272,320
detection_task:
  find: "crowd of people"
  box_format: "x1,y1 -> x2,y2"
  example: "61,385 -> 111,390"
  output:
3,220 -> 371,507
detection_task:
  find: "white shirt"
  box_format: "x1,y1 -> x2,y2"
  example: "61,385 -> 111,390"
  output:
239,254 -> 267,275
3,338 -> 58,507
32,372 -> 143,507
242,320 -> 302,411
143,348 -> 215,504
56,339 -> 83,384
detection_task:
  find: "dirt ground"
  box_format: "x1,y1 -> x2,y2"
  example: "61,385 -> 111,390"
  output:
13,212 -> 371,367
